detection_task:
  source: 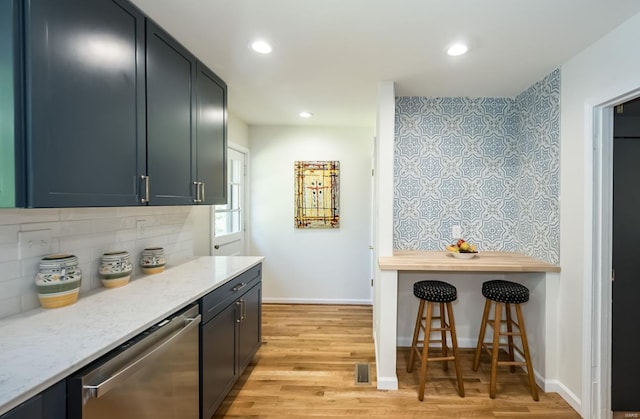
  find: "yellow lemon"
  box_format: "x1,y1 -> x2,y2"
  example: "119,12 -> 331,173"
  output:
460,242 -> 470,251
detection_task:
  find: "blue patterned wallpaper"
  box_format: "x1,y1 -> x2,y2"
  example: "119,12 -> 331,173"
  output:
394,69 -> 560,263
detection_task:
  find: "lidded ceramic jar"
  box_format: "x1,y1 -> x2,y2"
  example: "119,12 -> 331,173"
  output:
35,254 -> 82,308
99,251 -> 133,288
140,247 -> 165,274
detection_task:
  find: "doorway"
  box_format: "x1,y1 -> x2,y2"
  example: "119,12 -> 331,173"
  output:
212,147 -> 248,256
590,91 -> 640,419
611,98 -> 640,414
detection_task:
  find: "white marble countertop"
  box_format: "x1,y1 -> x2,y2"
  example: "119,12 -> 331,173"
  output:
0,255 -> 264,415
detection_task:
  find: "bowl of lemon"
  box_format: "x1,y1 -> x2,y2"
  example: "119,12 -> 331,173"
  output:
445,239 -> 478,259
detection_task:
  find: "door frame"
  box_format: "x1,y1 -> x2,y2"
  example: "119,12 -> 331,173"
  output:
588,87 -> 640,418
211,142 -> 249,256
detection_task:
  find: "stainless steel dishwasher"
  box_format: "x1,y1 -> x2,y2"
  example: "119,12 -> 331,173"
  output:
67,304 -> 201,419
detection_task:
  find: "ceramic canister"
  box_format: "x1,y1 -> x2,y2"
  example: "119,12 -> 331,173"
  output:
140,247 -> 166,274
99,251 -> 133,288
35,254 -> 82,309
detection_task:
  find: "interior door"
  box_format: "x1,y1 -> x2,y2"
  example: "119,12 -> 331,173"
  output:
212,148 -> 246,256
611,135 -> 640,413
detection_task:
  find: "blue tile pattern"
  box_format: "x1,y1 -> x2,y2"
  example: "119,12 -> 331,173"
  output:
394,69 -> 560,263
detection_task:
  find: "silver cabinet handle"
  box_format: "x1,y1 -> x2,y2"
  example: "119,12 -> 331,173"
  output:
235,299 -> 246,322
140,175 -> 150,203
232,282 -> 247,293
193,181 -> 201,203
83,313 -> 201,399
200,182 -> 205,203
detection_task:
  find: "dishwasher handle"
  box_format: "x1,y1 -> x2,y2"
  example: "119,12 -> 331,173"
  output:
83,313 -> 201,401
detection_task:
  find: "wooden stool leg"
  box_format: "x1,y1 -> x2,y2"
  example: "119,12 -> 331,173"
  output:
473,298 -> 492,371
407,299 -> 425,373
489,302 -> 502,399
446,302 -> 465,397
439,302 -> 449,372
515,304 -> 539,401
418,302 -> 434,401
505,303 -> 516,373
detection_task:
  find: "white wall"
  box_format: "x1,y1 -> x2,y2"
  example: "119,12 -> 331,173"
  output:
228,112 -> 250,149
560,10 -> 640,414
249,125 -> 373,304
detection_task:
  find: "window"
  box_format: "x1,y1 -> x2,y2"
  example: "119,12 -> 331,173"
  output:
214,150 -> 243,237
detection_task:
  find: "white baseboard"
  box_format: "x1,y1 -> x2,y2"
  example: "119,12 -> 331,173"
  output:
262,297 -> 373,305
544,379 -> 582,415
373,330 -> 399,390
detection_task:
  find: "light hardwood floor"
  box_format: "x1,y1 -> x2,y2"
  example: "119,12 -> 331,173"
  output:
213,304 -> 581,418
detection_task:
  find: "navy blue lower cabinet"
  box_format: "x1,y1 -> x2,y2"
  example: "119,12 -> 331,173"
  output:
200,300 -> 237,419
0,381 -> 66,419
200,264 -> 262,419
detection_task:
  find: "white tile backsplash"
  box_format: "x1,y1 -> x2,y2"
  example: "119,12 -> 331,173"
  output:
0,261 -> 21,283
0,225 -> 19,245
0,243 -> 19,263
0,206 -> 196,320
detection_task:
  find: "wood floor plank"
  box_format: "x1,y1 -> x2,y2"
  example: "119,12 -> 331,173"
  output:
212,304 -> 581,418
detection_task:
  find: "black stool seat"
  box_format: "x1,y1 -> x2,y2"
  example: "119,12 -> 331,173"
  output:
481,280 -> 529,304
413,280 -> 457,303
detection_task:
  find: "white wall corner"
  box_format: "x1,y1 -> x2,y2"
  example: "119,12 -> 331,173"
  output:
376,81 -> 395,258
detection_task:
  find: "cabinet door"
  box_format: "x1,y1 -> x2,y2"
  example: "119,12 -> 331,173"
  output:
195,61 -> 227,205
237,282 -> 262,372
201,301 -> 237,419
146,20 -> 196,205
0,381 -> 66,419
25,0 -> 145,207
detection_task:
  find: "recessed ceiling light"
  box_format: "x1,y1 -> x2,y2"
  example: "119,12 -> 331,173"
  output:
250,40 -> 272,54
299,111 -> 313,118
447,43 -> 468,56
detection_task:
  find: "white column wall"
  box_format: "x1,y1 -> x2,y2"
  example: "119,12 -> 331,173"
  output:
374,81 -> 398,389
560,10 -> 640,415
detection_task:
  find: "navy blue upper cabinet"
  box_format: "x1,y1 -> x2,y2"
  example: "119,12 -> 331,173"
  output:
5,0 -> 227,207
25,0 -> 146,207
145,20 -> 196,205
195,62 -> 227,205
146,23 -> 228,206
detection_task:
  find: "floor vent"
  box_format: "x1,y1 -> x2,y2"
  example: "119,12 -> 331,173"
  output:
354,363 -> 371,385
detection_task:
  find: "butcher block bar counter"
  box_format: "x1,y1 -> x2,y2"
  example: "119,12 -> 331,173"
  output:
373,250 -> 561,392
378,250 -> 561,272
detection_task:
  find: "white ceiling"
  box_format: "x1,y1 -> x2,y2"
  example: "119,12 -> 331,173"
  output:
129,0 -> 640,128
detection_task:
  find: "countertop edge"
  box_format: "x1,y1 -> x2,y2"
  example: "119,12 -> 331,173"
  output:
0,256 -> 264,415
378,251 -> 560,273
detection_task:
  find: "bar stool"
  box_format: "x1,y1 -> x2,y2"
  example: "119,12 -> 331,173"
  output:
472,280 -> 539,401
407,280 -> 464,401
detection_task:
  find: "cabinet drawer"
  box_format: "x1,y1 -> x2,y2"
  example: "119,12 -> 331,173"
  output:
201,264 -> 261,323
